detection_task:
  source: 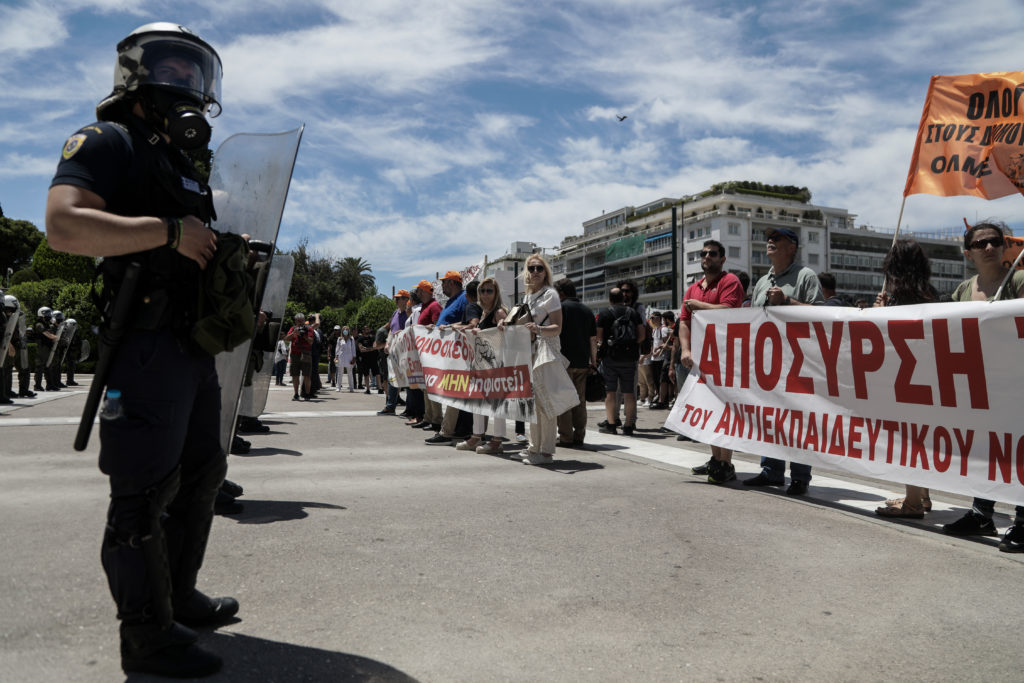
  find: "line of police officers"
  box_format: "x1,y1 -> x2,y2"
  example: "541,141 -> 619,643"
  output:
2,297 -> 82,403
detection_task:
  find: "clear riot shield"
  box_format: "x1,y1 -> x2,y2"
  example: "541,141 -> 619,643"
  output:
79,339 -> 91,364
54,321 -> 77,368
46,321 -> 67,368
1,311 -> 18,370
238,255 -> 294,419
17,312 -> 28,370
210,127 -> 304,453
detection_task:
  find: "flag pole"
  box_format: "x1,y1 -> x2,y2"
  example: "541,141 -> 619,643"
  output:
994,247 -> 1024,301
878,196 -> 908,301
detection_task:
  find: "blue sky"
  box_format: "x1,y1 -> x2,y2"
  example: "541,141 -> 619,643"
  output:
2,0 -> 1023,296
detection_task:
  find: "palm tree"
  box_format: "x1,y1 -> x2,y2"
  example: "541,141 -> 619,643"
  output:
336,256 -> 376,302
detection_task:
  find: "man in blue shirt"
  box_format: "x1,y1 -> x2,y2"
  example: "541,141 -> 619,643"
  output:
437,270 -> 466,325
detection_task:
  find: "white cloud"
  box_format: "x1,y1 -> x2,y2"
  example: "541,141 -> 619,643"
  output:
0,153 -> 59,178
0,2 -> 67,55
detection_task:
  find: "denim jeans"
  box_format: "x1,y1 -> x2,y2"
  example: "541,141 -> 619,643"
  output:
385,383 -> 399,410
760,456 -> 811,483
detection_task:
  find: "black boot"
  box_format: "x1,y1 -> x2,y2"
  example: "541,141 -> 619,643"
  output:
174,589 -> 240,628
120,621 -> 222,678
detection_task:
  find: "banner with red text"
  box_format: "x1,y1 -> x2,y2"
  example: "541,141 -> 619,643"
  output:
904,72 -> 1024,199
666,301 -> 1024,506
389,325 -> 535,422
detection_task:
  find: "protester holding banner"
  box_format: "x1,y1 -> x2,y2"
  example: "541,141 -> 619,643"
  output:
872,240 -> 938,519
941,221 -> 1024,551
510,254 -> 566,464
673,240 -> 743,483
414,280 -> 443,430
426,271 -> 473,444
744,227 -> 824,495
456,277 -> 509,454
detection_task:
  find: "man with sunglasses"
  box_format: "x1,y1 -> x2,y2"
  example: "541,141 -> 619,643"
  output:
744,227 -> 824,495
672,240 -> 743,482
942,221 -> 1024,552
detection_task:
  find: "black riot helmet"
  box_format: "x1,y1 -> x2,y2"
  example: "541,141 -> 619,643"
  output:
97,23 -> 223,149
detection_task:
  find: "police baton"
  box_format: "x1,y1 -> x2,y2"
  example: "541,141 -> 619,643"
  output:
74,262 -> 141,452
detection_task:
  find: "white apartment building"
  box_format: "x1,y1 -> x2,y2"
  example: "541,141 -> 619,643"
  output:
551,183 -> 966,311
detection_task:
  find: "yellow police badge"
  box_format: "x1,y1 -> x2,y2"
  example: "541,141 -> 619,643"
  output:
62,134 -> 87,160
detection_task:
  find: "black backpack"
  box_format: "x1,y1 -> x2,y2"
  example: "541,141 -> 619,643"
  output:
604,306 -> 636,357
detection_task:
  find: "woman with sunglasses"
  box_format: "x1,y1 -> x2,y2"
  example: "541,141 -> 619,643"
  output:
456,277 -> 509,454
872,240 -> 938,519
941,221 -> 1024,552
503,255 -> 565,464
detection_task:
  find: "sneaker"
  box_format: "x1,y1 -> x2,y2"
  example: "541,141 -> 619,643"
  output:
621,424 -> 634,436
786,480 -> 809,496
515,434 -> 528,443
707,459 -> 736,484
522,452 -> 553,465
691,459 -> 712,476
743,473 -> 783,487
999,524 -> 1024,553
943,511 -> 998,536
455,438 -> 480,451
377,407 -> 396,415
476,441 -> 503,455
599,424 -> 617,435
425,434 -> 453,445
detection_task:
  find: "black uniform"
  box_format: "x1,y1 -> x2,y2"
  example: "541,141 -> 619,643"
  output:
33,317 -> 55,390
51,116 -> 226,637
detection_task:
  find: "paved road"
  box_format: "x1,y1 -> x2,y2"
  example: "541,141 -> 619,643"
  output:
1,379 -> 1021,682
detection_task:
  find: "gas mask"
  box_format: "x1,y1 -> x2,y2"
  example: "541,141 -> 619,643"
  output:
140,86 -> 211,150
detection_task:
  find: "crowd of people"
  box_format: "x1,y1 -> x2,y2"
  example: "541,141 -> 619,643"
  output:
269,224 -> 1024,555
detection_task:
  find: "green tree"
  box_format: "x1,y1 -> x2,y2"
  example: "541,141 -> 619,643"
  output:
353,296 -> 395,332
337,257 -> 376,302
32,237 -> 95,283
11,269 -> 40,285
0,217 -> 44,275
7,278 -> 70,318
54,281 -> 100,358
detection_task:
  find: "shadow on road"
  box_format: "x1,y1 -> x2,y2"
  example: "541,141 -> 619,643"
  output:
224,500 -> 346,525
125,630 -> 420,682
233,446 -> 304,457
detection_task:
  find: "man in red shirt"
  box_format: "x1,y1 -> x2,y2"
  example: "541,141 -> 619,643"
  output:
671,240 -> 743,483
285,313 -> 316,401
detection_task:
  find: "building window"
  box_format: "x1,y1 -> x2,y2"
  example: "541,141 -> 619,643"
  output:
808,231 -> 819,243
728,246 -> 740,258
689,230 -> 695,240
728,222 -> 740,235
808,253 -> 819,265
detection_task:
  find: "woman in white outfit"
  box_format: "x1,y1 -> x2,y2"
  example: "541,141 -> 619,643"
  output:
506,254 -> 563,465
335,326 -> 357,391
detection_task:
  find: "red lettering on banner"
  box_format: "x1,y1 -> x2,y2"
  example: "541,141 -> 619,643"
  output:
910,423 -> 930,470
804,412 -> 819,451
680,403 -> 694,425
849,321 -> 885,400
864,419 -> 882,461
763,407 -> 775,443
954,428 -> 974,477
899,422 -> 910,466
789,410 -> 803,447
933,318 -> 988,409
774,409 -> 789,447
725,324 -> 751,388
827,415 -> 845,456
731,402 -> 746,437
714,404 -> 732,434
785,322 -> 814,394
699,324 -> 721,386
882,421 -> 900,464
743,404 -> 756,439
888,320 -> 933,405
933,426 -> 952,473
819,413 -> 830,453
989,432 -> 1014,482
1016,316 -> 1024,339
848,416 -> 864,459
754,405 -> 762,440
812,321 -> 844,397
754,323 -> 782,391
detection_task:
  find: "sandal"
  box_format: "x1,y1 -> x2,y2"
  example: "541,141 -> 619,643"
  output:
884,496 -> 932,512
876,502 -> 925,519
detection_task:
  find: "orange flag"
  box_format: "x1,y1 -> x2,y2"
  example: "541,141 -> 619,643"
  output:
904,72 -> 1024,199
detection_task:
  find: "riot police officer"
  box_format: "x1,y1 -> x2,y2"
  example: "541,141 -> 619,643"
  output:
45,23 -> 233,678
33,306 -> 57,391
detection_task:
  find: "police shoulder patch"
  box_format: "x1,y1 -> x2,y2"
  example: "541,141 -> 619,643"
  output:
62,134 -> 87,160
